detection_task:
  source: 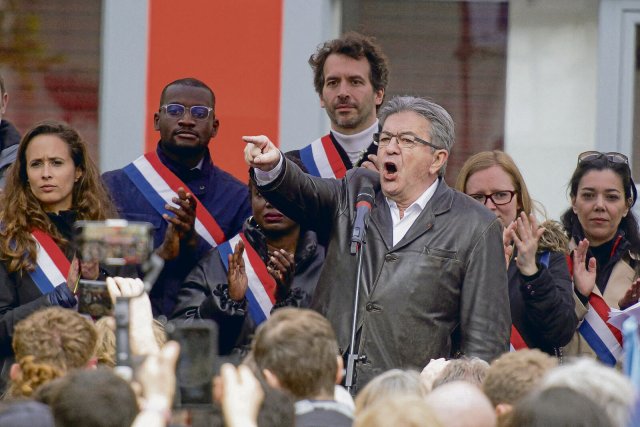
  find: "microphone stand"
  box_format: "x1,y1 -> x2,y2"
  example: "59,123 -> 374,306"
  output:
345,238 -> 367,394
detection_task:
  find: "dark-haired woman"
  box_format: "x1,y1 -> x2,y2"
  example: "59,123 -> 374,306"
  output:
561,151 -> 640,365
0,121 -> 117,388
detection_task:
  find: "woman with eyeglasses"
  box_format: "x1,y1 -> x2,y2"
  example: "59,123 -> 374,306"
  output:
0,121 -> 118,391
456,151 -> 577,356
561,151 -> 640,365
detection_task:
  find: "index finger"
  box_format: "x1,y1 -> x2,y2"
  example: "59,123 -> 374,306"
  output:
242,135 -> 271,149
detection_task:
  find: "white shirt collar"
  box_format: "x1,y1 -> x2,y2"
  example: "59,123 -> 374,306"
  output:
386,178 -> 439,214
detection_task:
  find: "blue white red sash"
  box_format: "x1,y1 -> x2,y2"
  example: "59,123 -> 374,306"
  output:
578,293 -> 624,366
299,134 -> 348,179
218,233 -> 276,325
123,152 -> 226,248
566,246 -> 624,365
510,325 -> 528,352
28,229 -> 71,294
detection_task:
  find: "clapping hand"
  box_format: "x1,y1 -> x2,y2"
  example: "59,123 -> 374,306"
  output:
157,187 -> 197,261
572,238 -> 597,297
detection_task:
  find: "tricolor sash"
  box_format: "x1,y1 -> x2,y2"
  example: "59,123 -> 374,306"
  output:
566,249 -> 624,366
299,134 -> 348,179
578,293 -> 624,366
123,153 -> 226,248
218,233 -> 276,325
29,229 -> 71,294
510,325 -> 528,352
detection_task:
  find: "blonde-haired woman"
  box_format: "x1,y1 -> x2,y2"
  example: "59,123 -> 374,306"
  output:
456,150 -> 577,355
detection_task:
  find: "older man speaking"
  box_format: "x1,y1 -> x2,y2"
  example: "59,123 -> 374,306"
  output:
244,96 -> 510,391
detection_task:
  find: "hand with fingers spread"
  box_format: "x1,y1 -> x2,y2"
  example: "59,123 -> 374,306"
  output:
618,278 -> 640,310
242,135 -> 281,171
156,187 -> 197,261
509,212 -> 545,276
267,248 -> 295,300
502,222 -> 516,269
572,238 -> 597,297
228,240 -> 248,302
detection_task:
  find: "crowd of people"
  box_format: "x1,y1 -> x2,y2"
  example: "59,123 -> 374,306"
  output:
0,30 -> 638,426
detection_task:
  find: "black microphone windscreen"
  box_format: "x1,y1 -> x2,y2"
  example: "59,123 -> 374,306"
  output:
356,187 -> 375,204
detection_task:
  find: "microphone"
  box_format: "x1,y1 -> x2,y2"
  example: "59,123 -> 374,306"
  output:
350,187 -> 375,255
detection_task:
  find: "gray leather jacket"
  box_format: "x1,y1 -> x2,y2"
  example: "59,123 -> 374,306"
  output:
256,158 -> 511,389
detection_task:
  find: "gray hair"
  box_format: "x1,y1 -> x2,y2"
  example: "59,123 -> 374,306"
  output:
541,358 -> 634,427
355,369 -> 427,414
378,96 -> 455,176
378,95 -> 455,152
432,357 -> 489,389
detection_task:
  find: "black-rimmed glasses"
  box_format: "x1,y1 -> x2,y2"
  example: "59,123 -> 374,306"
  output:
373,132 -> 442,150
468,191 -> 516,206
577,151 -> 628,165
160,103 -> 213,120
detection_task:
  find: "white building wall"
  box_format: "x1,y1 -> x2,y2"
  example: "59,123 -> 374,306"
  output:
279,0 -> 340,151
504,0 -> 600,221
99,0 -> 149,172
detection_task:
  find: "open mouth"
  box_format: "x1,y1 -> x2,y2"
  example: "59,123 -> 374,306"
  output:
384,162 -> 398,174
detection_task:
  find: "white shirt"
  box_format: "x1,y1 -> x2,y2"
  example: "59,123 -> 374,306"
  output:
386,179 -> 439,246
331,120 -> 379,166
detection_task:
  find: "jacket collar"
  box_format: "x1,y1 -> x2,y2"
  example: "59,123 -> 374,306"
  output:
371,178 -> 454,250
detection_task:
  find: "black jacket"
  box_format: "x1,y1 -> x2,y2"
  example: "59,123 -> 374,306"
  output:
255,158 -> 511,390
508,250 -> 577,354
171,217 -> 325,354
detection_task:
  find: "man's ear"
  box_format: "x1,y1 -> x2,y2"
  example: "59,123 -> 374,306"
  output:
263,368 -> 281,389
335,356 -> 344,384
429,150 -> 449,175
9,362 -> 21,381
153,112 -> 160,131
85,357 -> 98,370
495,402 -> 513,417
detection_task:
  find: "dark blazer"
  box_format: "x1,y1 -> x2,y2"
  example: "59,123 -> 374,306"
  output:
255,157 -> 511,390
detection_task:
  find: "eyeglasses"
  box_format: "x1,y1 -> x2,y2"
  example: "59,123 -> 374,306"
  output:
468,191 -> 516,206
160,104 -> 213,120
577,151 -> 629,165
373,132 -> 442,150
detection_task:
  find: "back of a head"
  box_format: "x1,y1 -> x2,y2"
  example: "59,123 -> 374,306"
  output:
9,307 -> 97,398
431,357 -> 489,389
482,349 -> 557,408
252,308 -> 338,400
425,381 -> 496,427
355,395 -> 442,427
355,369 -> 427,414
48,367 -> 139,427
541,358 -> 634,427
505,386 -> 613,427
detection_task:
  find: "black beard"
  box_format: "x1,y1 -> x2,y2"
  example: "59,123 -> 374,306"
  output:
159,139 -> 207,159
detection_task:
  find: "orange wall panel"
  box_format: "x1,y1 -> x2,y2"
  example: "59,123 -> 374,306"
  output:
146,0 -> 283,181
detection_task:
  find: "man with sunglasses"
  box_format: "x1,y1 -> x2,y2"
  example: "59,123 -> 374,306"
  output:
286,32 -> 388,179
244,95 -> 510,392
103,78 -> 251,317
